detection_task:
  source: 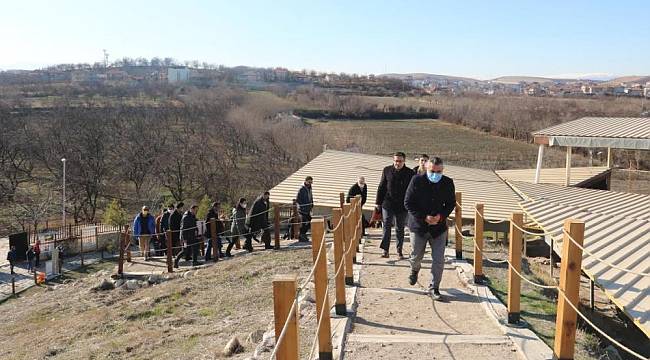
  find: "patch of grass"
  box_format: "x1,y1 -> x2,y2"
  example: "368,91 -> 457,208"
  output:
198,308 -> 216,317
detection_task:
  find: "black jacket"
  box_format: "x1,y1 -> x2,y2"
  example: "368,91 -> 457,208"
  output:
161,210 -> 171,231
346,183 -> 367,205
404,174 -> 456,237
205,208 -> 224,237
248,195 -> 270,232
169,210 -> 182,231
180,210 -> 198,243
376,165 -> 414,212
296,184 -> 313,214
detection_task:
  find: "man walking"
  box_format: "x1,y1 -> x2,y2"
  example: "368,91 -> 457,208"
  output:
296,176 -> 314,242
404,156 -> 456,300
7,246 -> 17,275
376,152 -> 414,259
347,176 -> 368,236
248,192 -> 273,250
175,204 -> 201,267
204,201 -> 224,260
169,202 -> 184,256
133,206 -> 156,260
413,154 -> 429,175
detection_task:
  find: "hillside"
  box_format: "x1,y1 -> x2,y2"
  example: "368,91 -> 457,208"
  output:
600,75 -> 650,86
380,73 -> 483,83
490,76 -> 573,84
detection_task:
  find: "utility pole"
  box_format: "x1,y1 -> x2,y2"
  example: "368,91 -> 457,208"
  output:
62,158 -> 66,231
103,49 -> 109,68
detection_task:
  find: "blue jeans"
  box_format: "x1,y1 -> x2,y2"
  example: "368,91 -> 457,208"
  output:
380,208 -> 408,253
205,236 -> 223,260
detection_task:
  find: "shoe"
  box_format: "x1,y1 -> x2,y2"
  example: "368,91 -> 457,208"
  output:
381,251 -> 389,258
429,287 -> 442,301
225,252 -> 232,258
398,252 -> 405,260
192,261 -> 203,267
174,259 -> 179,269
409,271 -> 418,286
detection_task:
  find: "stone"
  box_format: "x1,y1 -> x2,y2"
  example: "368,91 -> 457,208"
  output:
248,329 -> 266,344
147,274 -> 162,284
254,331 -> 275,357
114,279 -> 126,288
223,336 -> 244,357
125,279 -> 141,290
96,279 -> 114,291
183,271 -> 191,279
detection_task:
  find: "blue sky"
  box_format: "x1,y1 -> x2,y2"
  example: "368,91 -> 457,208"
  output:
1,0 -> 648,79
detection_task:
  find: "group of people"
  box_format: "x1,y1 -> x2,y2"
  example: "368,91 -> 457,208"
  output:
6,241 -> 41,275
296,152 -> 456,300
130,192 -> 274,267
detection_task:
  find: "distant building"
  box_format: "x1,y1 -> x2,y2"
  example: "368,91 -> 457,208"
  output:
625,88 -> 644,97
168,67 -> 190,83
645,87 -> 650,98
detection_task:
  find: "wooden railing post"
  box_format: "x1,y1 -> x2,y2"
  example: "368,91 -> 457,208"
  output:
79,234 -> 84,267
455,192 -> 463,259
553,219 -> 585,360
311,219 -> 333,359
343,203 -> 354,285
507,212 -> 523,324
474,203 -> 484,283
339,192 -> 345,209
94,226 -> 99,253
118,225 -> 128,276
11,277 -> 16,297
210,219 -> 218,263
291,199 -> 299,240
273,274 -> 299,360
332,208 -> 347,316
166,230 -> 173,272
274,205 -> 281,250
354,194 -> 362,245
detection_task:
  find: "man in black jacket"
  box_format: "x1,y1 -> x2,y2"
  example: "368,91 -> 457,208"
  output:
204,201 -> 225,261
347,176 -> 368,236
248,192 -> 272,250
296,176 -> 314,242
376,152 -> 414,259
404,157 -> 455,300
412,154 -> 429,175
175,204 -> 200,267
169,202 -> 184,256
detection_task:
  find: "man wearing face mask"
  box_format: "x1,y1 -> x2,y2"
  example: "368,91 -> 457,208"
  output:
376,152 -> 414,259
404,156 -> 456,300
296,176 -> 314,242
133,206 -> 156,261
346,176 -> 368,236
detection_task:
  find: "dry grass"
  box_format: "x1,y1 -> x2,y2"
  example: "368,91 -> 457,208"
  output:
0,247 -> 317,360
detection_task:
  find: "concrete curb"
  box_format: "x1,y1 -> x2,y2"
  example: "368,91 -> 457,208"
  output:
446,248 -> 554,360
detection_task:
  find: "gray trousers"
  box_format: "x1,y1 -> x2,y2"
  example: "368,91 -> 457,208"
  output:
409,230 -> 447,288
380,208 -> 407,252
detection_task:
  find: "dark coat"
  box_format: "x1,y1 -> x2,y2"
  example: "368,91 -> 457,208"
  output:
161,210 -> 171,231
26,249 -> 35,261
231,206 -> 247,236
346,183 -> 367,205
169,210 -> 182,231
180,210 -> 198,244
248,195 -> 270,232
204,208 -> 225,237
404,174 -> 456,237
7,249 -> 16,263
296,184 -> 313,215
376,165 -> 414,213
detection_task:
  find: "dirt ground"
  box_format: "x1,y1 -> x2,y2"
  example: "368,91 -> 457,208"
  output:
0,245 -> 318,360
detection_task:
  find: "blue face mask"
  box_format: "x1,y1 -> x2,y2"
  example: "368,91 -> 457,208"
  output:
427,171 -> 442,183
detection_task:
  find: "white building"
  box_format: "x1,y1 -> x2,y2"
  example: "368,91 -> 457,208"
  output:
167,67 -> 190,83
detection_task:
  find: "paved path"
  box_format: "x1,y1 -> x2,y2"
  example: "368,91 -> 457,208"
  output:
342,232 -> 527,360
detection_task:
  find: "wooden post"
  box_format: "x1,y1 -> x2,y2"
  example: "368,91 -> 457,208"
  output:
550,237 -> 555,278
565,146 -> 572,186
11,277 -> 16,296
118,225 -> 127,276
606,147 -> 612,168
339,192 -> 345,209
166,230 -> 173,272
350,197 -> 358,263
343,203 -> 354,286
507,212 -> 523,324
210,220 -> 218,262
455,192 -> 463,259
94,226 -> 99,253
79,234 -> 84,267
589,279 -> 595,311
332,208 -> 347,316
534,144 -> 545,184
553,219 -> 585,360
311,219 -> 333,360
273,274 -> 299,360
274,205 -> 281,250
291,199 -> 299,240
474,203 -> 484,283
354,194 -> 362,244
34,270 -> 38,285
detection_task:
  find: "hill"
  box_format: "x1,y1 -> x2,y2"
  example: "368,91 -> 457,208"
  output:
380,73 -> 483,83
600,75 -> 650,86
490,76 -> 574,84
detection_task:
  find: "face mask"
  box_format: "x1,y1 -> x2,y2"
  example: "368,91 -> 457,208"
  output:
242,204 -> 247,209
427,172 -> 442,183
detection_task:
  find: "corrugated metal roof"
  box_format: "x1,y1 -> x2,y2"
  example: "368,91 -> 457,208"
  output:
534,117 -> 650,139
513,181 -> 650,336
519,199 -> 650,336
269,150 -> 522,221
496,167 -> 610,187
510,181 -> 650,221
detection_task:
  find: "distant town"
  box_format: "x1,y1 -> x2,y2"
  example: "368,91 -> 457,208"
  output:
1,57 -> 649,98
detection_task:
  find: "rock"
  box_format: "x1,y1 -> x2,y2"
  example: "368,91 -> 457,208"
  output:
605,345 -> 622,360
96,279 -> 114,291
147,275 -> 162,284
125,279 -> 141,290
248,329 -> 266,344
114,279 -> 126,288
254,331 -> 275,357
183,271 -> 191,279
223,337 -> 244,357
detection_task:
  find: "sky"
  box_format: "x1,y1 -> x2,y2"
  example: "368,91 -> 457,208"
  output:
1,0 -> 649,80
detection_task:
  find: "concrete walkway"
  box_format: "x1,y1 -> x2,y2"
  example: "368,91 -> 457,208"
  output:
342,231 -> 550,360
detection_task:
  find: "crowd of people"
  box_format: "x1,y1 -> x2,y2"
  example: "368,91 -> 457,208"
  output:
130,192 -> 274,267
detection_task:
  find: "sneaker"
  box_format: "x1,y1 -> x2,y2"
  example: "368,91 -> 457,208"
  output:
381,251 -> 389,258
409,271 -> 418,286
173,260 -> 179,269
429,287 -> 442,301
225,252 -> 233,258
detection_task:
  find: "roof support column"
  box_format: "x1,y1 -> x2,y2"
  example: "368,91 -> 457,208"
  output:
606,147 -> 612,168
565,146 -> 572,186
534,144 -> 545,184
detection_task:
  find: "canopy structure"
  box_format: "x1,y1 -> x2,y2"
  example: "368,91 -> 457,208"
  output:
531,117 -> 650,186
496,166 -> 610,189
